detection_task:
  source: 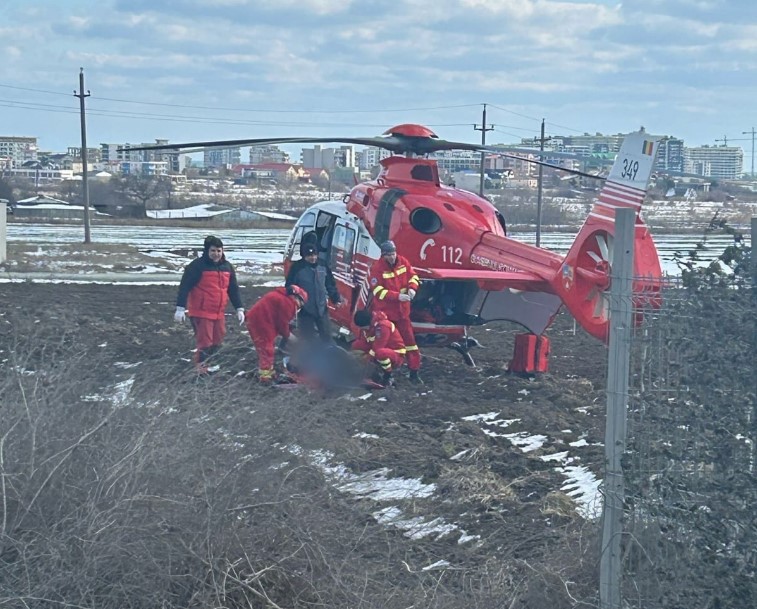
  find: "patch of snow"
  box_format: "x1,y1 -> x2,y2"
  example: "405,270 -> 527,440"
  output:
113,361 -> 141,369
374,507 -> 460,541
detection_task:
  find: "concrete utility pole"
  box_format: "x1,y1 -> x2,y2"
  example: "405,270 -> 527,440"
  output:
474,104 -> 494,197
74,67 -> 92,244
599,208 -> 635,609
535,118 -> 548,247
742,128 -> 756,177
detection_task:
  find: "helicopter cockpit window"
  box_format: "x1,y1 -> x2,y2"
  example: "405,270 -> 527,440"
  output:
288,211 -> 317,259
410,207 -> 442,235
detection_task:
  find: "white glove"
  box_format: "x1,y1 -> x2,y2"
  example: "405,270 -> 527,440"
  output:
407,289 -> 417,300
174,306 -> 186,323
236,308 -> 246,325
398,293 -> 412,302
287,333 -> 299,345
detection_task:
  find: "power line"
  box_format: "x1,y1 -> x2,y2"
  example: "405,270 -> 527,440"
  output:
0,99 -> 477,130
0,84 -> 480,114
487,102 -> 586,134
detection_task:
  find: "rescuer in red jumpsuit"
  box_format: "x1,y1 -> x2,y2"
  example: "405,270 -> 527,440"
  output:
368,240 -> 422,383
174,235 -> 245,374
245,285 -> 307,384
351,309 -> 406,386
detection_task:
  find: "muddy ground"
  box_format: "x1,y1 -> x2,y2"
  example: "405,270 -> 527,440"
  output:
0,281 -> 611,607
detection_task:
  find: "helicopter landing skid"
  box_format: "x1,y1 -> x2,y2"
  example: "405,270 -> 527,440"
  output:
448,341 -> 476,367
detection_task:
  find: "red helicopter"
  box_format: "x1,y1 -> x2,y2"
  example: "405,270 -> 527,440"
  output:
126,125 -> 662,367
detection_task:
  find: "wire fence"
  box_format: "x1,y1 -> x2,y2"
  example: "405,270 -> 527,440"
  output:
619,257 -> 755,607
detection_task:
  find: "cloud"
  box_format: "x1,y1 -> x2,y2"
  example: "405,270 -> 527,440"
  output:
3,0 -> 757,153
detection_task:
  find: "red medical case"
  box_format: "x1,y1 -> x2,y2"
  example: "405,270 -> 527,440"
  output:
509,333 -> 550,374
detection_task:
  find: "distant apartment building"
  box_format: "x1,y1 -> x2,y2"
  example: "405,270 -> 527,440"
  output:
521,131 -> 685,174
0,136 -> 38,168
357,146 -> 392,170
67,146 -> 102,163
301,145 -> 355,170
429,150 -> 481,172
684,145 -> 743,180
204,147 -> 241,168
517,133 -> 624,156
655,138 -> 685,173
100,140 -> 180,175
8,167 -> 74,182
249,145 -> 289,164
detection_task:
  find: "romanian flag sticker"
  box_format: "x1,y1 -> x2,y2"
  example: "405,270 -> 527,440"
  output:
641,140 -> 654,155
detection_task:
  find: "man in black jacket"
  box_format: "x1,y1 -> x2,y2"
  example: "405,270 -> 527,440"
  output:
285,242 -> 343,342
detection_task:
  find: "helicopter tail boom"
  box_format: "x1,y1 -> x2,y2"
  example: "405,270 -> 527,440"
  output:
551,131 -> 663,341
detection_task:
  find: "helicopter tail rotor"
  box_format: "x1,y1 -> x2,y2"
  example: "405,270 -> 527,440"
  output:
552,131 -> 664,342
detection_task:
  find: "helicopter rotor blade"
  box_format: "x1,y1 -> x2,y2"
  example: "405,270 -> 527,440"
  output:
120,136 -> 409,154
117,128 -> 605,180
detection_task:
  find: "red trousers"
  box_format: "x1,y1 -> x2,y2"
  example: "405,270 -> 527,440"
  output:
392,318 -> 420,371
247,325 -> 276,374
191,316 -> 226,362
352,339 -> 405,373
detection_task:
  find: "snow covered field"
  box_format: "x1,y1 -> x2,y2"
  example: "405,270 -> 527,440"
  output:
5,223 -> 741,279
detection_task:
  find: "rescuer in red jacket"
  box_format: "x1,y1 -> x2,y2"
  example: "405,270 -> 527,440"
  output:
368,240 -> 422,382
245,285 -> 307,384
174,236 -> 245,373
351,309 -> 406,386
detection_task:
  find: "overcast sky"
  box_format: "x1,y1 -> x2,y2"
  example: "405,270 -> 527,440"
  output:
3,0 -> 757,161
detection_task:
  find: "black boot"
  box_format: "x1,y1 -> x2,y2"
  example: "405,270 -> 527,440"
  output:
381,371 -> 395,387
409,370 -> 423,384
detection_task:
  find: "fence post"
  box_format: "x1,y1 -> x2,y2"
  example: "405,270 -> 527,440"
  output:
600,208 -> 635,608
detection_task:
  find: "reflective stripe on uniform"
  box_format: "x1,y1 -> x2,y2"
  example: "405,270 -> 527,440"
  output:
378,358 -> 392,369
373,286 -> 389,300
381,266 -> 407,279
405,344 -> 419,351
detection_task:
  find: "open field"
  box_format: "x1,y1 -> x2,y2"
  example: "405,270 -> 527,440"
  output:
0,280 -> 610,608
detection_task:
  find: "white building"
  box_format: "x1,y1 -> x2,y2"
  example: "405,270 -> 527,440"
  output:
684,145 -> 743,180
430,150 -> 481,172
100,141 -> 180,174
301,145 -> 355,170
358,146 -> 392,170
249,145 -> 289,164
0,136 -> 38,168
204,147 -> 241,168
